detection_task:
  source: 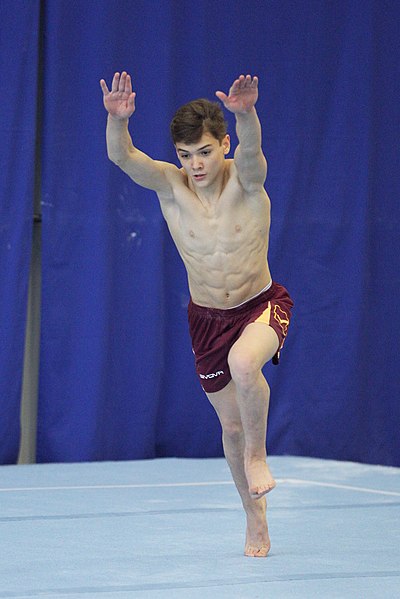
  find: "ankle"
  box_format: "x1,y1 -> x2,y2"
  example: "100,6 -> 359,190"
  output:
244,451 -> 267,465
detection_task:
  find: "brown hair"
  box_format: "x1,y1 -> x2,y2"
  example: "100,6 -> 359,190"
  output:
170,99 -> 228,145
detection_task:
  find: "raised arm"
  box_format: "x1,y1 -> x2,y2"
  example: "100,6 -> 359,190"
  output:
100,72 -> 174,194
216,75 -> 267,190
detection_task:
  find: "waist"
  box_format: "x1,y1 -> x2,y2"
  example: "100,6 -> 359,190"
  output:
189,281 -> 276,318
225,280 -> 272,309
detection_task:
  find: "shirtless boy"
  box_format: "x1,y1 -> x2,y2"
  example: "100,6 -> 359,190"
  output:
100,72 -> 293,557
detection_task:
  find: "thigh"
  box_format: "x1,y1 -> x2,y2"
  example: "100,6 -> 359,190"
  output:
229,322 -> 279,372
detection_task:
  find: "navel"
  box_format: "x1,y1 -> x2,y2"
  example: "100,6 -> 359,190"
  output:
189,230 -> 195,237
226,292 -> 230,299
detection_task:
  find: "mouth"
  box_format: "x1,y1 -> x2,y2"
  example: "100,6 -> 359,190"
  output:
193,173 -> 206,181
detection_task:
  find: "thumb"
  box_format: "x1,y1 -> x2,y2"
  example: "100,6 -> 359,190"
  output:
215,91 -> 228,103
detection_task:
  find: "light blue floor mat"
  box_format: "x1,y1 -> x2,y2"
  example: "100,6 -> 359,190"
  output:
1,456 -> 399,598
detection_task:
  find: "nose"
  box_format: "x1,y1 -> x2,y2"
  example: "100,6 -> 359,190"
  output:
191,155 -> 202,170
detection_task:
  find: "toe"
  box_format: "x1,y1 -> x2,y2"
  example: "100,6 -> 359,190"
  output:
245,544 -> 270,558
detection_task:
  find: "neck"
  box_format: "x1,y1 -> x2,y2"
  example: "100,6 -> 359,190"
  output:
188,164 -> 228,204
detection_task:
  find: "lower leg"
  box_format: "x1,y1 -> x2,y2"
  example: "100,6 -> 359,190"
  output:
228,323 -> 279,499
232,371 -> 276,498
206,382 -> 271,557
221,427 -> 270,557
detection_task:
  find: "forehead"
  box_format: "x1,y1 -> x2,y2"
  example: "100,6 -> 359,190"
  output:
175,132 -> 220,152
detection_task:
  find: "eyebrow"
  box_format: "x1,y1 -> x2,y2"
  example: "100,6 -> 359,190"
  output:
177,144 -> 213,153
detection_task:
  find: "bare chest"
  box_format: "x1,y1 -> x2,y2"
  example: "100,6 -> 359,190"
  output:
166,189 -> 270,260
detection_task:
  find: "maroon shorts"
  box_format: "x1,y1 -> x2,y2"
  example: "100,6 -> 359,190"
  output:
188,282 -> 294,393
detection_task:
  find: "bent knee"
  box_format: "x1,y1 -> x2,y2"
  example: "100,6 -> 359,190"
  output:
228,349 -> 261,390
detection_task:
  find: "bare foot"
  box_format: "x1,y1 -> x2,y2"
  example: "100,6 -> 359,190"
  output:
245,459 -> 276,499
244,498 -> 271,557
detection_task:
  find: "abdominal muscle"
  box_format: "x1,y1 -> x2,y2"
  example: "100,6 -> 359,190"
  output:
186,253 -> 272,309
162,167 -> 272,309
174,217 -> 272,309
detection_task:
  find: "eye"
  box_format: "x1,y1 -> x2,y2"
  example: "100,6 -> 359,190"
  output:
200,150 -> 211,156
180,153 -> 189,160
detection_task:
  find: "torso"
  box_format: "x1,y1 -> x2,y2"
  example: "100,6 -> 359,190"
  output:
158,160 -> 272,309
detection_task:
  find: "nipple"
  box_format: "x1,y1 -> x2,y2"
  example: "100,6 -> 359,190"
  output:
189,230 -> 195,237
235,225 -> 242,232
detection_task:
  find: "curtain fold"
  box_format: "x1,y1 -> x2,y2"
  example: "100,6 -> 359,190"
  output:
0,1 -> 41,463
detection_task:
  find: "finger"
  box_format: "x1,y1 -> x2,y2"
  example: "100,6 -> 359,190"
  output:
215,90 -> 228,103
251,75 -> 259,87
231,76 -> 244,92
111,72 -> 120,92
128,92 -> 136,108
119,71 -> 128,92
245,74 -> 253,87
126,73 -> 132,94
99,79 -> 109,95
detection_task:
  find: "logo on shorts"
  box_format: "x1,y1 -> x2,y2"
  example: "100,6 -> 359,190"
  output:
199,370 -> 224,380
273,305 -> 289,336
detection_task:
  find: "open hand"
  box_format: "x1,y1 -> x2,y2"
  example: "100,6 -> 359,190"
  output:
100,71 -> 136,119
215,74 -> 258,114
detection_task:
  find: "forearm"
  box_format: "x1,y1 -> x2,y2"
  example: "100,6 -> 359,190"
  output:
105,113 -> 172,192
106,114 -> 134,165
235,107 -> 262,155
234,107 -> 267,186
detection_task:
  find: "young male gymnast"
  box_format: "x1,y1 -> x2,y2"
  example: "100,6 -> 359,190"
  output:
100,71 -> 293,557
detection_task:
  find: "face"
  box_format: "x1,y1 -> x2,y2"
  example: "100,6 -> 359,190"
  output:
175,132 -> 230,188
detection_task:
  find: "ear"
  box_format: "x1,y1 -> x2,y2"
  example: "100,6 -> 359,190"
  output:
174,146 -> 181,161
222,134 -> 230,155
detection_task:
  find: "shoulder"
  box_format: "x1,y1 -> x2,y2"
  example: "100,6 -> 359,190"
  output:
161,162 -> 186,185
224,158 -> 264,193
222,158 -> 270,209
156,162 -> 186,204
233,145 -> 267,192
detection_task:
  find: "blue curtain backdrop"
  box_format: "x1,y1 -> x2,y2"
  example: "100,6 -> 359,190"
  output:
1,0 -> 399,466
0,2 -> 40,464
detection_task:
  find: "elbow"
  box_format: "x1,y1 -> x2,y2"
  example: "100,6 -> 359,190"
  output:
107,149 -> 127,167
108,153 -> 121,166
107,143 -> 135,167
107,150 -> 116,164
